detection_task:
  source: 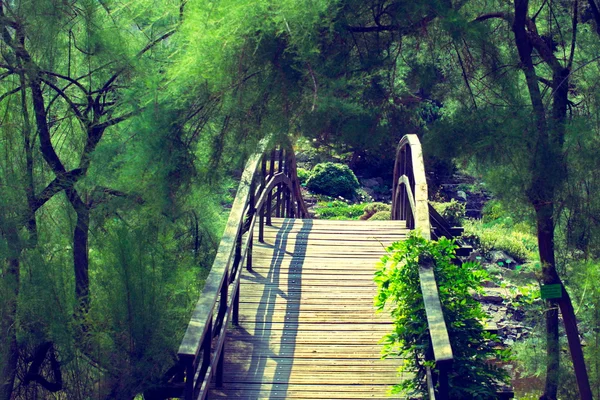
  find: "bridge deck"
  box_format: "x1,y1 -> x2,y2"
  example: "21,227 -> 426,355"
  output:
210,218 -> 410,399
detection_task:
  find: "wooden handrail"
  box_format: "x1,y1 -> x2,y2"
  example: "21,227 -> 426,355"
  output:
391,134 -> 453,400
149,136 -> 308,400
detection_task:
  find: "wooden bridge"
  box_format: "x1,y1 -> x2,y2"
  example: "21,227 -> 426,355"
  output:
150,135 -> 462,400
210,217 -> 410,398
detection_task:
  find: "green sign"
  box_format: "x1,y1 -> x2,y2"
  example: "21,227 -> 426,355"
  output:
540,284 -> 563,300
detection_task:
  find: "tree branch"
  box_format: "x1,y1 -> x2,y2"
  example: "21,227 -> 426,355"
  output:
589,0 -> 600,36
95,110 -> 137,130
567,0 -> 578,70
95,29 -> 176,104
473,12 -> 513,23
40,77 -> 87,123
0,85 -> 20,103
32,169 -> 84,213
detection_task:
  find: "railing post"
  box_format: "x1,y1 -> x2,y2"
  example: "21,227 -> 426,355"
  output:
259,156 -> 267,241
197,317 -> 212,395
267,149 -> 275,225
233,231 -> 242,280
247,181 -> 255,272
232,284 -> 240,326
216,342 -> 225,387
437,359 -> 451,400
275,148 -> 283,218
183,357 -> 194,400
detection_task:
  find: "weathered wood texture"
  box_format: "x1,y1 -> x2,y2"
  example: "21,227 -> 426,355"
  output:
391,134 -> 452,400
171,138 -> 309,400
209,218 -> 410,399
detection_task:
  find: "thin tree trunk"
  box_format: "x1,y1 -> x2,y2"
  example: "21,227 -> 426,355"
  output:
551,64 -> 593,400
0,228 -> 21,400
512,1 -> 561,396
67,188 -> 91,311
535,205 -> 560,400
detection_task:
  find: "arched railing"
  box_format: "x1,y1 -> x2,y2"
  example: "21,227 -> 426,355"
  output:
147,136 -> 308,400
391,134 -> 453,400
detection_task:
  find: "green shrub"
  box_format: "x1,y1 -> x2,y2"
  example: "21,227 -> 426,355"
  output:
314,200 -> 367,220
375,233 -> 510,398
360,202 -> 390,220
431,199 -> 466,226
463,220 -> 538,262
296,167 -> 310,185
368,210 -> 390,221
306,162 -> 360,199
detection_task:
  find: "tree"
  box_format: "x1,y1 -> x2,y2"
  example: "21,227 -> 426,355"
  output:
423,0 -> 598,397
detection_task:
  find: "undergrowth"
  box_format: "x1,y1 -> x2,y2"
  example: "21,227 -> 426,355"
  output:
375,232 -> 510,398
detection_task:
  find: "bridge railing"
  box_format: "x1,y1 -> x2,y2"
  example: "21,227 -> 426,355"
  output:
149,136 -> 308,400
391,134 -> 453,400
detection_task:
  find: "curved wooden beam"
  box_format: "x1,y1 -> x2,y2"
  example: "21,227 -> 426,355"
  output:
175,136 -> 309,400
391,134 -> 430,238
390,134 -> 453,400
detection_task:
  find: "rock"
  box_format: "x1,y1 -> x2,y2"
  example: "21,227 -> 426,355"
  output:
474,293 -> 504,304
488,250 -> 517,269
482,280 -> 500,288
467,250 -> 484,263
361,178 -> 381,188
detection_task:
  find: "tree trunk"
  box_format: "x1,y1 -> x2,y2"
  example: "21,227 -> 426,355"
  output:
0,229 -> 21,400
550,64 -> 593,400
0,300 -> 18,400
512,2 -> 562,395
67,189 -> 91,311
535,205 -> 560,400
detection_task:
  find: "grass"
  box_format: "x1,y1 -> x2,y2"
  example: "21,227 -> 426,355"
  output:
463,219 -> 538,263
313,200 -> 368,220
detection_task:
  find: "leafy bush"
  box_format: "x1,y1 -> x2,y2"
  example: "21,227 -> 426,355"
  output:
306,162 -> 360,199
431,199 -> 466,226
463,220 -> 538,262
375,233 -> 509,398
314,200 -> 367,220
368,210 -> 390,221
296,167 -> 310,185
360,202 -> 390,220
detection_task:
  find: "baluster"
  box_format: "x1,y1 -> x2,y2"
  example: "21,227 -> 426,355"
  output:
274,148 -> 281,218
259,156 -> 267,241
232,231 -> 242,282
285,151 -> 294,218
247,180 -> 255,271
215,270 -> 228,388
197,318 -> 213,396
216,342 -> 225,387
232,284 -> 240,326
437,361 -> 450,400
267,149 -> 275,225
183,357 -> 194,400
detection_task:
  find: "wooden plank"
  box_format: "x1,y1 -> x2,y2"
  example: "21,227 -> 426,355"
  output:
210,383 -> 407,399
212,219 -> 409,398
235,322 -> 391,330
419,261 -> 453,363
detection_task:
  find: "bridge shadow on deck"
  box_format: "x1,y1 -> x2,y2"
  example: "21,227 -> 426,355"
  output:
238,219 -> 312,400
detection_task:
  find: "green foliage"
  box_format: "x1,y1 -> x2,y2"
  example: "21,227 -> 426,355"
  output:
463,220 -> 538,263
296,167 -> 310,185
368,210 -> 391,221
306,162 -> 360,199
86,220 -> 202,397
430,199 -> 465,226
360,202 -> 390,220
375,232 -> 509,398
314,200 -> 367,220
